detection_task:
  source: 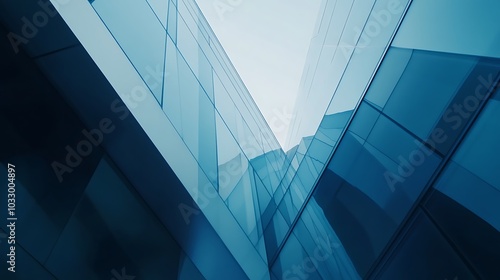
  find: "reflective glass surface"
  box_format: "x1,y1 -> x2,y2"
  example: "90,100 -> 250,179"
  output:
13,0 -> 498,278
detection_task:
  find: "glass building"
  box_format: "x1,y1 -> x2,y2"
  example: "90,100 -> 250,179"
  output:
0,0 -> 499,279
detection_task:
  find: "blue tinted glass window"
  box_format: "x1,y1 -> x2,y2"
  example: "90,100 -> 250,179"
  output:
93,0 -> 167,103
434,98 -> 500,231
294,203 -> 361,280
44,158 -> 199,279
226,167 -> 260,240
453,99 -> 500,191
348,102 -> 380,140
365,47 -> 413,109
314,109 -> 441,275
264,210 -> 289,262
383,50 -> 477,140
425,183 -> 500,279
377,212 -> 475,280
163,37 -> 218,185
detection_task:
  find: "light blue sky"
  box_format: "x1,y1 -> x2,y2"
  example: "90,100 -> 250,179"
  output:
194,0 -> 323,147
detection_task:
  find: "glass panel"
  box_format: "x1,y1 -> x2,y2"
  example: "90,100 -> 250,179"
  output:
0,83 -> 104,263
163,37 -> 218,185
147,0 -> 169,27
348,102 -> 380,140
425,187 -> 500,279
315,116 -> 441,275
364,47 -> 413,109
453,98 -> 500,191
278,188 -> 298,225
255,175 -> 272,217
433,98 -> 500,231
163,35 -> 183,132
167,0 -> 178,42
177,252 -> 206,280
176,15 -> 213,101
227,166 -> 260,240
93,0 -> 167,103
264,210 -> 289,262
315,110 -> 352,147
393,0 -> 500,59
383,49 -> 477,140
272,233 -> 323,280
377,212 -> 475,280
216,114 -> 246,198
307,137 -> 333,164
295,203 -> 361,280
44,158 -> 201,279
0,242 -> 56,279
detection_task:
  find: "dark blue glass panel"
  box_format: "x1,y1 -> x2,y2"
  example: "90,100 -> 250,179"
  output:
428,56 -> 500,155
383,50 -> 477,141
494,88 -> 500,100
0,63 -> 103,263
365,47 -> 500,156
377,212 -> 475,280
425,189 -> 500,279
0,242 -> 56,279
430,96 -> 500,240
177,252 -> 206,280
312,110 -> 441,276
452,98 -> 500,192
434,161 -> 500,231
44,158 -> 203,279
313,164 -> 396,277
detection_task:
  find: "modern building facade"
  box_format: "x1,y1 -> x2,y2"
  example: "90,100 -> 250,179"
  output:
0,0 -> 499,279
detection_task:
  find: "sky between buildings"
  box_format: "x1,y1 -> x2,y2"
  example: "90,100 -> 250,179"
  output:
194,0 -> 323,147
